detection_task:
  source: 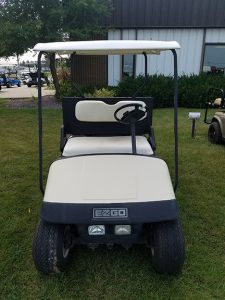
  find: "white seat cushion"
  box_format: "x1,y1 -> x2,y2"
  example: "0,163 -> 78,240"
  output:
63,136 -> 153,157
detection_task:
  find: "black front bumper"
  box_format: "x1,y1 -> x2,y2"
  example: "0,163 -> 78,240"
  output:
41,199 -> 179,225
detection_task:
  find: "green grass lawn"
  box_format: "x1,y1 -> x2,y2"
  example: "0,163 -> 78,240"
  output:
1,103 -> 225,299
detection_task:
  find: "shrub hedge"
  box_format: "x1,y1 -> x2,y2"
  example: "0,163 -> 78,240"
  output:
59,82 -> 116,98
115,74 -> 225,108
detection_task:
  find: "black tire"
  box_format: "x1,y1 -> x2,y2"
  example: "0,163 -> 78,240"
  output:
208,121 -> 222,144
6,83 -> 12,88
150,219 -> 185,274
27,84 -> 31,87
17,83 -> 21,87
32,219 -> 73,274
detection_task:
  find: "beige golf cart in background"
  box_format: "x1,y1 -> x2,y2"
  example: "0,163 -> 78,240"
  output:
204,88 -> 225,143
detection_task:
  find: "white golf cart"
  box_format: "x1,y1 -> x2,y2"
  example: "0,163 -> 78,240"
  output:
32,40 -> 185,275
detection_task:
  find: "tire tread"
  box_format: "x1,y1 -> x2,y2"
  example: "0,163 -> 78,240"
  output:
151,220 -> 185,274
32,219 -> 70,274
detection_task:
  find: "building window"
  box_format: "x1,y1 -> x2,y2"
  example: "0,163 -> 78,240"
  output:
203,44 -> 225,75
122,55 -> 136,77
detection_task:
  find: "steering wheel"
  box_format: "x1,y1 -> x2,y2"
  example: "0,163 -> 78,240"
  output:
114,103 -> 149,125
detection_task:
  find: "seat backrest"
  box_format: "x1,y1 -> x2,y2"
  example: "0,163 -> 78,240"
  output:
62,97 -> 154,136
75,100 -> 147,122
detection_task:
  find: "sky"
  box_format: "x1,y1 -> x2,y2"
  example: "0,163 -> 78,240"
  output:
0,50 -> 68,66
0,50 -> 40,66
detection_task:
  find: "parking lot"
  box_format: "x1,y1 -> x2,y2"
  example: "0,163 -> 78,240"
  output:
0,84 -> 55,98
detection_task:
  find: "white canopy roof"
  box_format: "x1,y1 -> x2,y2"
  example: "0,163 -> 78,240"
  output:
33,40 -> 180,55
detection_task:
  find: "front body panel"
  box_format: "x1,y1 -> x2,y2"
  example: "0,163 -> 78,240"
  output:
41,199 -> 178,224
43,155 -> 175,204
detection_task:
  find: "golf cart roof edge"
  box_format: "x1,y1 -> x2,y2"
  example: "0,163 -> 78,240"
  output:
33,40 -> 181,55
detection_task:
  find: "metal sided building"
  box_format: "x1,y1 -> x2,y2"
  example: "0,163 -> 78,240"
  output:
72,0 -> 225,86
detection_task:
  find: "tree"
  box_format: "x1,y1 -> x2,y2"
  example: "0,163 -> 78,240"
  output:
62,0 -> 112,40
0,0 -> 112,98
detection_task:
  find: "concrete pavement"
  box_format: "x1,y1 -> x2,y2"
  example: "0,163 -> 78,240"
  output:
0,84 -> 55,98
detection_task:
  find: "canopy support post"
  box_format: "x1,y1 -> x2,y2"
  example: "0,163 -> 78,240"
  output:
144,52 -> 148,79
38,51 -> 44,195
171,49 -> 179,192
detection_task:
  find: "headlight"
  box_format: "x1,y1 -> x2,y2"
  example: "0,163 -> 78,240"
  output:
114,225 -> 131,235
88,225 -> 105,236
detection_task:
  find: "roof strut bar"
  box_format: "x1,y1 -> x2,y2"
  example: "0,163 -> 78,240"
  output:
71,53 -> 85,98
132,52 -> 148,98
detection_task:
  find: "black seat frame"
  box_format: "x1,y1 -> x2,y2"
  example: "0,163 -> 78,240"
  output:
62,97 -> 153,136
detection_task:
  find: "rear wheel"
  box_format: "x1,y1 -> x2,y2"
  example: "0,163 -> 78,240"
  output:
150,220 -> 185,274
208,121 -> 222,144
32,219 -> 74,274
6,83 -> 12,88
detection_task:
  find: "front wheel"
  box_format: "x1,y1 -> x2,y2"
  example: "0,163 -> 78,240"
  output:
208,122 -> 222,144
150,220 -> 185,274
32,219 -> 74,274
